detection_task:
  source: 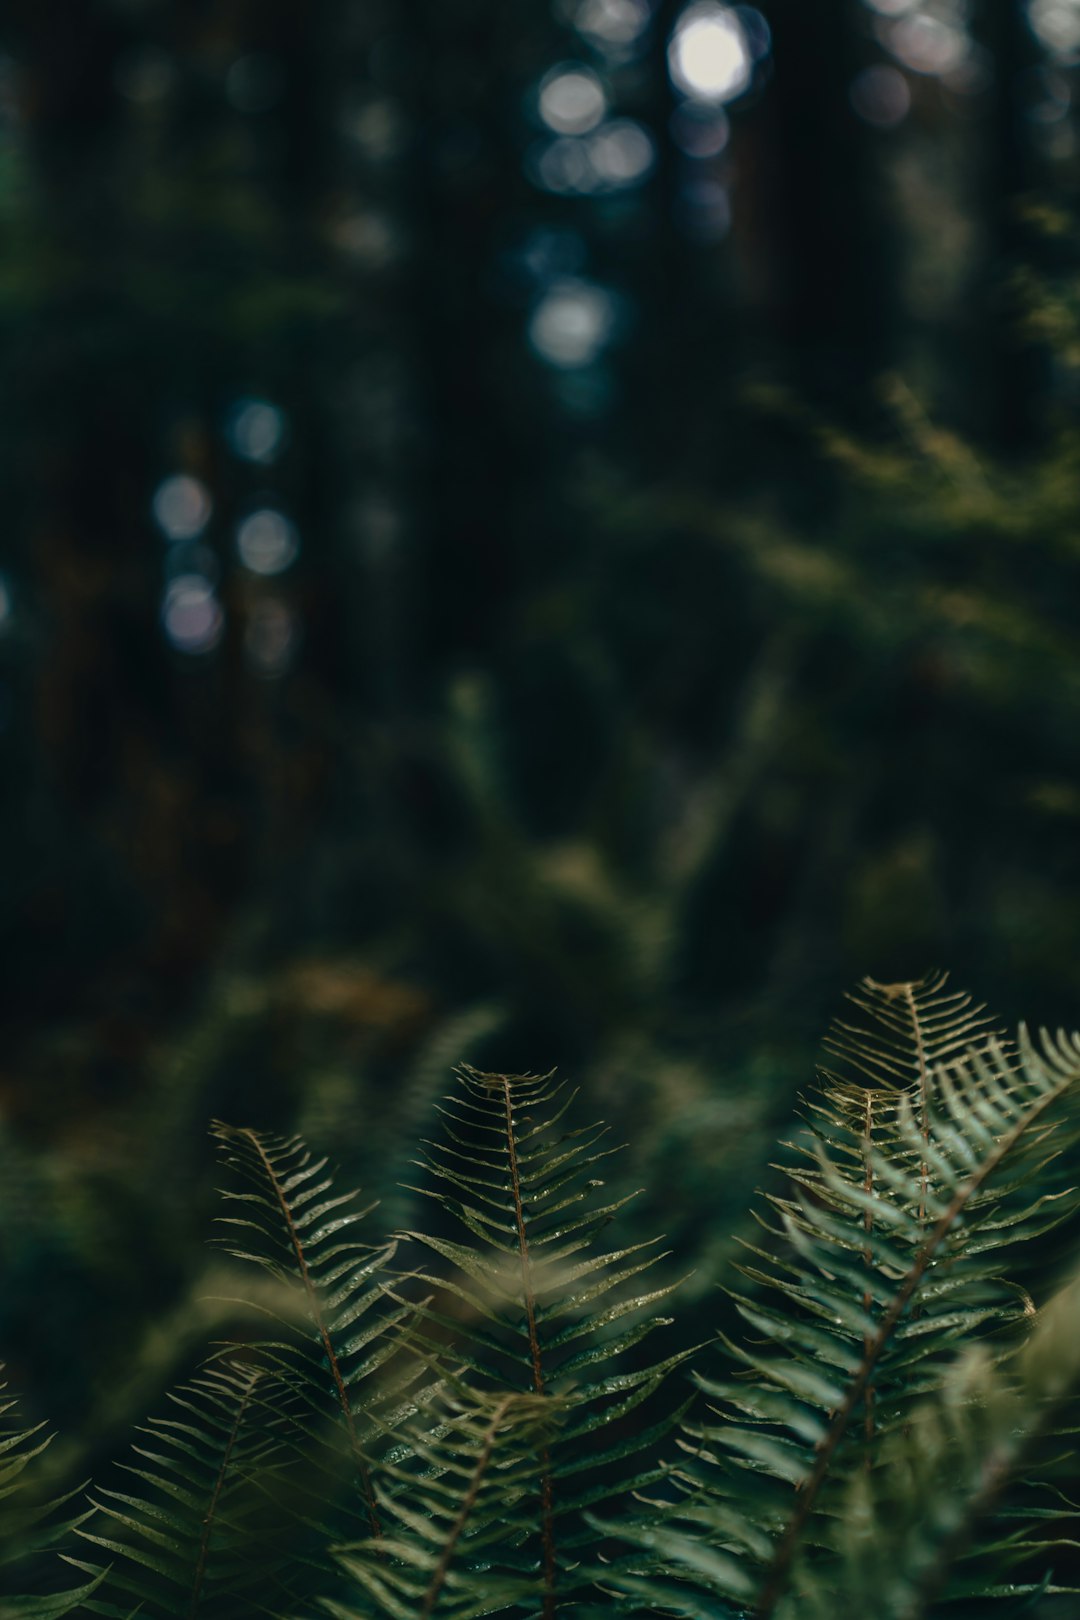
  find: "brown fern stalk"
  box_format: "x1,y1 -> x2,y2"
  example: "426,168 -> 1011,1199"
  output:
904,984 -> 931,1224
418,1398 -> 513,1620
237,1128 -> 382,1543
500,1077 -> 557,1620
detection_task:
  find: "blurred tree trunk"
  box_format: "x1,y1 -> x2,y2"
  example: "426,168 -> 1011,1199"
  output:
404,0 -> 543,671
972,0 -> 1045,451
756,0 -> 897,411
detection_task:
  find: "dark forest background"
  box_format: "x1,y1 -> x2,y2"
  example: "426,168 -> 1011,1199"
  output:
3,0 -> 1080,1475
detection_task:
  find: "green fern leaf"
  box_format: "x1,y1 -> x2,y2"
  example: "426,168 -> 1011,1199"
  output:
374,1065 -> 689,1616
783,1257 -> 1080,1619
604,976 -> 1080,1618
210,1123 -> 412,1549
328,1386 -> 558,1620
0,1370 -> 103,1617
71,1358 -> 300,1619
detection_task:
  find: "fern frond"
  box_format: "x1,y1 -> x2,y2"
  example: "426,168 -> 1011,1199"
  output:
210,1123 -> 411,1545
783,1256 -> 1080,1620
823,971 -> 1003,1097
397,1065 -> 689,1613
604,981 -> 1080,1618
71,1358 -> 298,1619
327,1386 -> 558,1620
752,1020 -> 1080,1615
0,1371 -> 102,1617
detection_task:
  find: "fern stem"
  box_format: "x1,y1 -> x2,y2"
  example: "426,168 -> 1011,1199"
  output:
500,1077 -> 557,1619
755,1063 -> 1070,1618
418,1398 -> 513,1620
236,1128 -> 383,1543
904,984 -> 931,1223
188,1367 -> 259,1620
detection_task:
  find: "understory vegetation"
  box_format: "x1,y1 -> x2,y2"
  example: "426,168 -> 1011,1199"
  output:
7,971 -> 1080,1618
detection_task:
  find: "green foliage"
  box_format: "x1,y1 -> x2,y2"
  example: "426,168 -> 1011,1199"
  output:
0,1375 -> 100,1618
798,1272 -> 1080,1620
8,972 -> 1080,1617
374,1064 -> 689,1614
328,1386 -> 559,1620
604,975 -> 1080,1617
70,1361 -> 296,1619
208,1122 -> 410,1543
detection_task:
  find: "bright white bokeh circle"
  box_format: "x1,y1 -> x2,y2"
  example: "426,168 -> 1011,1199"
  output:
668,4 -> 752,104
161,574 -> 223,654
152,474 -> 212,541
539,64 -> 607,134
236,508 -> 299,576
529,279 -> 615,369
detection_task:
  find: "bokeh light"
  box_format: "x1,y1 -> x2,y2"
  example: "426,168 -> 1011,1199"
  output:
676,177 -> 732,239
538,64 -> 607,134
735,6 -> 772,62
531,118 -> 660,194
887,13 -> 969,76
227,398 -> 287,464
152,474 -> 213,541
529,279 -> 616,368
513,226 -> 588,286
575,0 -> 651,52
531,136 -> 595,193
850,64 -> 912,127
668,4 -> 752,104
114,47 -> 174,105
1024,64 -> 1072,122
236,508 -> 300,576
588,119 -> 656,184
671,103 -> 731,156
245,596 -> 299,678
161,574 -> 224,655
0,574 -> 12,633
226,54 -> 284,114
530,118 -> 656,194
1028,0 -> 1080,57
343,97 -> 409,162
164,541 -> 220,584
332,210 -> 400,270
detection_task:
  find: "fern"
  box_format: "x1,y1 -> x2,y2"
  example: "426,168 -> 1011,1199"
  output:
209,1123 -> 412,1548
71,1359 -> 297,1618
0,1372 -> 100,1618
328,1384 -> 559,1620
11,969 -> 1080,1619
787,1256 -> 1080,1619
72,1127 -> 417,1616
605,974 -> 1080,1617
356,1064 -> 691,1616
